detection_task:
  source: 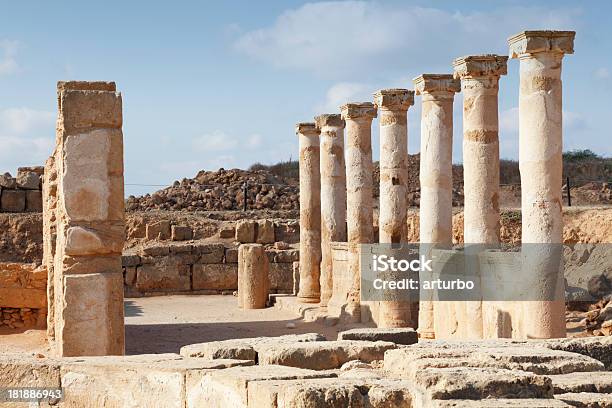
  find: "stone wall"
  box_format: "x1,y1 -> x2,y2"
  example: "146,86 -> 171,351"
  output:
0,167 -> 44,213
123,242 -> 298,296
0,262 -> 47,329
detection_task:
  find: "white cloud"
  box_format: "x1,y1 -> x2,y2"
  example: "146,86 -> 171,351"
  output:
234,2 -> 579,79
0,108 -> 55,135
247,133 -> 263,148
0,107 -> 55,172
0,40 -> 19,76
193,130 -> 239,151
499,107 -> 519,134
595,67 -> 609,79
316,82 -> 374,112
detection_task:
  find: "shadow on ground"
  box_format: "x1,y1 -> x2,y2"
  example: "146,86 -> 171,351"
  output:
124,300 -> 144,317
125,318 -> 334,355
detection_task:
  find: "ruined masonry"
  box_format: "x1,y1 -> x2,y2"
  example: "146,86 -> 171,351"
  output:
44,81 -> 125,356
295,30 -> 576,342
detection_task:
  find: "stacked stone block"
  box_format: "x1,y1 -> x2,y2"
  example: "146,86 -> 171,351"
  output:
44,81 -> 125,357
0,167 -> 44,212
122,243 -> 298,296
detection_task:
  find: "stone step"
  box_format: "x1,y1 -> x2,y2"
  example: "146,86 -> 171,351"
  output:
338,327 -> 418,345
549,371 -> 612,394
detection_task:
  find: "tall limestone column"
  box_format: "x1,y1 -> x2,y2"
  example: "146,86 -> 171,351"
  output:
316,114 -> 347,307
413,74 -> 460,339
509,30 -> 575,339
341,103 -> 377,321
296,122 -> 322,303
453,55 -> 508,339
49,81 -> 125,356
373,89 -> 416,328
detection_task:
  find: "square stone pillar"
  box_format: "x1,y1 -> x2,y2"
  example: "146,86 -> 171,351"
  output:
509,30 -> 575,339
47,81 -> 125,356
413,74 -> 460,339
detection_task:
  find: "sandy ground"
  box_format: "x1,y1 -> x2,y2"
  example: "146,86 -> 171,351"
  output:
0,295 -> 350,356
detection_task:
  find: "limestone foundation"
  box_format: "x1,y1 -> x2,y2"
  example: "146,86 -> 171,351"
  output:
45,81 -> 125,356
413,74 -> 460,339
238,244 -> 270,309
509,30 -> 575,339
453,55 -> 508,339
340,103 -> 376,322
296,123 -> 322,303
316,114 -> 346,308
373,89 -> 416,328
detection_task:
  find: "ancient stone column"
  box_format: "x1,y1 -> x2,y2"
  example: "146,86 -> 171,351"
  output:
509,30 -> 575,339
238,244 -> 270,309
296,122 -> 322,303
49,81 -> 125,356
413,74 -> 460,339
341,103 -> 377,321
373,89 -> 415,328
316,114 -> 346,307
453,55 -> 508,339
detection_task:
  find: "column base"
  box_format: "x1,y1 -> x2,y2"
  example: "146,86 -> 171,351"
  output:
297,295 -> 321,304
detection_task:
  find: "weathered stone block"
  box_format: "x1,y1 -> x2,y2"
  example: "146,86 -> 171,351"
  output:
60,272 -> 124,356
539,337 -> 612,370
274,249 -> 299,263
238,244 -> 269,309
121,254 -> 141,267
269,262 -> 294,293
180,333 -> 326,360
338,327 -> 418,345
432,399 -> 572,407
225,247 -> 238,263
549,371 -> 612,394
64,224 -> 123,256
59,354 -> 251,408
25,190 -> 43,212
194,243 -> 224,263
16,171 -> 41,190
0,287 -> 47,308
256,219 -> 275,243
171,225 -> 193,241
1,189 -> 26,212
0,354 -> 60,388
61,129 -> 124,222
250,378 -> 415,408
186,365 -> 335,408
414,367 -> 553,400
136,258 -> 190,292
59,89 -> 122,133
146,220 -> 171,240
555,392 -> 612,408
192,263 -> 237,290
141,244 -> 170,257
124,266 -> 137,286
235,220 -> 255,243
0,172 -> 16,188
218,224 -> 235,239
257,341 -> 396,370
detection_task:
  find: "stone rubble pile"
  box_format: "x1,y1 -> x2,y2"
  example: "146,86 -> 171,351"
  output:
0,167 -> 44,212
583,299 -> 612,336
126,168 -> 299,212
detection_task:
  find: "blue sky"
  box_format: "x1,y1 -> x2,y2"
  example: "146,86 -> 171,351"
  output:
0,1 -> 610,196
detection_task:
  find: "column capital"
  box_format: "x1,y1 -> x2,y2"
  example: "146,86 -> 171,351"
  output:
413,74 -> 460,95
453,55 -> 508,79
340,102 -> 377,120
315,113 -> 345,129
373,89 -> 415,111
295,122 -> 319,135
508,30 -> 575,58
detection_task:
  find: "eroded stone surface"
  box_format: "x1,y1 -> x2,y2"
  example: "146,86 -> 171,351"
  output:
257,340 -> 396,370
180,333 -> 326,360
338,327 -> 418,345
